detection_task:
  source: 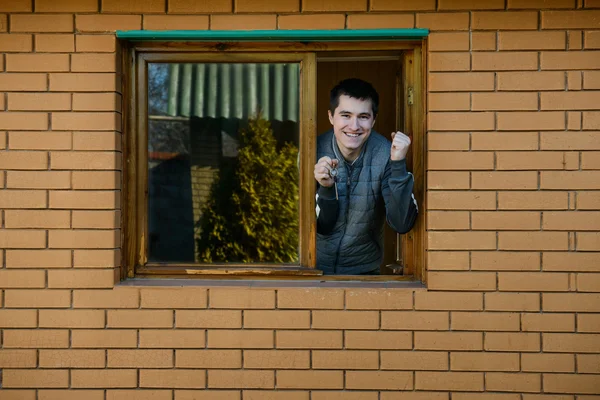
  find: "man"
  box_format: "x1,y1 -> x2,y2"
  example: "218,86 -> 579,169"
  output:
314,78 -> 418,275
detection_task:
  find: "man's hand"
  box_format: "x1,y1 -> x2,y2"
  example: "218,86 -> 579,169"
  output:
391,131 -> 411,161
314,156 -> 339,188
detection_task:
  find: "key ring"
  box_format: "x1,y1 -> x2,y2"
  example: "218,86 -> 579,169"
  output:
330,167 -> 338,179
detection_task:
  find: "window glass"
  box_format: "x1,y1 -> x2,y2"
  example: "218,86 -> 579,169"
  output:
147,62 -> 300,264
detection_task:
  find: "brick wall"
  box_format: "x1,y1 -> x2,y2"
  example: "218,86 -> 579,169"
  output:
1,0 -> 600,398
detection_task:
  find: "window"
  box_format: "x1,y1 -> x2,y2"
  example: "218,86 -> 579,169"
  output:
120,31 -> 427,282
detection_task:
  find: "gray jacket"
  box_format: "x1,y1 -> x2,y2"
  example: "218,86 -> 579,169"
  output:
316,130 -> 418,275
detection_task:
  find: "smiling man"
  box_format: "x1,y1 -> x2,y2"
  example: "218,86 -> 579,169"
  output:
314,78 -> 418,275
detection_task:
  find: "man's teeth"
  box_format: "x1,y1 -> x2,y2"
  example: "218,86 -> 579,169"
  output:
346,133 -> 359,137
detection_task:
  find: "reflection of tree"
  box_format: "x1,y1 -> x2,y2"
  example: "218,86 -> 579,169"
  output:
197,116 -> 299,263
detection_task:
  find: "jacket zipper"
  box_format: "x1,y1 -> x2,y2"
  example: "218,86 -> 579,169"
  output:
333,162 -> 353,274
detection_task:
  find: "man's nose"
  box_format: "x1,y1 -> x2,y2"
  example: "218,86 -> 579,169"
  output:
349,117 -> 359,130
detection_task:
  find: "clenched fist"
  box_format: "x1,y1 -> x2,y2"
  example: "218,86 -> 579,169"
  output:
314,156 -> 339,188
391,131 -> 411,161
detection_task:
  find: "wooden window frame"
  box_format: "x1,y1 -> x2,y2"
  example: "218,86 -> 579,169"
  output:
121,39 -> 427,283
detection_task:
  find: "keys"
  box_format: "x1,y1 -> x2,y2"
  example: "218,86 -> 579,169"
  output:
330,167 -> 339,200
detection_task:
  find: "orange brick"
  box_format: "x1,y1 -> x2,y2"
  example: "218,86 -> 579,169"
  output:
35,33 -> 74,52
381,351 -> 448,371
542,51 -> 600,70
72,369 -> 137,388
275,330 -> 343,349
344,331 -> 412,350
245,392 -> 308,400
428,251 -> 469,271
567,70 -> 582,90
108,349 -> 173,368
140,287 -> 207,308
51,151 -> 121,169
453,395 -> 519,400
39,349 -> 105,368
102,0 -> 164,12
472,171 -> 538,190
510,0 -> 574,7
302,0 -> 365,11
497,152 -> 564,170
578,273 -> 600,292
473,52 -> 538,71
211,14 -> 276,30
569,30 -> 584,50
176,349 -> 241,368
565,150 -> 580,169
416,292 -> 483,311
73,288 -> 138,308
429,72 -> 494,92
73,172 -> 120,190
5,289 -> 70,308
0,150 -> 48,169
168,0 -> 232,12
0,309 -> 37,327
544,293 -> 600,312
0,349 -> 37,368
578,354 -> 600,373
49,190 -> 119,210
499,31 -> 566,50
473,251 -> 540,271
49,230 -> 119,249
485,332 -> 540,352
0,0 -> 31,12
428,271 -> 497,290
275,287 -> 343,308
415,332 -> 483,350
9,131 -> 71,150
72,210 -> 119,229
345,371 -> 413,390
76,35 -> 116,52
208,370 -> 274,389
544,211 -> 600,230
452,311 -> 520,331
544,373 -> 600,395
108,310 -> 173,328
346,288 -> 413,310
416,12 -> 469,30
71,53 -> 117,73
7,210 -> 68,230
584,111 -> 600,129
39,310 -> 105,328
585,31 -> 600,49
107,390 -> 172,400
499,232 -> 568,251
544,252 -> 600,272
74,249 -> 119,268
8,92 -> 70,111
429,112 -> 495,131
346,13 -> 415,29
312,350 -> 377,370
473,92 -> 538,111
140,369 -> 206,389
71,329 -> 137,348
381,311 -> 449,330
439,0 -> 504,9
542,10 -> 600,28
428,211 -> 470,230
543,92 -> 600,110
498,112 -> 565,131
177,310 -> 241,328
499,191 -> 568,210
429,231 -> 496,250
38,391 -> 104,400
471,32 -> 496,51
3,329 -> 69,348
0,14 -> 6,32
6,249 -> 70,268
209,288 -> 274,308
37,0 -> 97,11
52,112 -> 120,131
473,11 -> 538,30
451,352 -> 519,371
76,15 -> 141,32
429,32 -> 470,51
278,14 -> 345,29
542,171 -> 600,189
429,151 -> 494,169
207,329 -> 273,348
0,112 -> 48,130
0,190 -> 47,209
498,71 -> 565,91
73,93 -> 120,111
2,370 -> 69,388
544,333 -> 600,353
11,14 -> 73,32
472,132 -> 539,150
429,93 -> 471,111
143,15 -> 208,30
73,131 -> 121,150
0,34 -> 32,52
472,211 -> 540,231
416,371 -> 482,391
7,172 -> 70,190
486,372 -> 541,393
7,53 -> 69,72
0,232 -> 47,250
428,171 -> 470,189
312,310 -> 378,329
582,151 -> 600,169
522,353 -> 575,373
139,330 -> 205,348
522,313 -> 575,332
244,310 -> 309,329
172,391 -> 240,400
430,52 -> 470,71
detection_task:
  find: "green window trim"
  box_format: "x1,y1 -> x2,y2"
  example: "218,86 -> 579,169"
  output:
116,28 -> 429,42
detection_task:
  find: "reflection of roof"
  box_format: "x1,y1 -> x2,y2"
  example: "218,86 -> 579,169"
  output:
148,151 -> 188,161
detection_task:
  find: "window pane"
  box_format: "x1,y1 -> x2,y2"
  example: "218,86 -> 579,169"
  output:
147,62 -> 300,264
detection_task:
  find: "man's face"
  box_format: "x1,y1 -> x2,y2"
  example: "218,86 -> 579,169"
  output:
328,95 -> 376,162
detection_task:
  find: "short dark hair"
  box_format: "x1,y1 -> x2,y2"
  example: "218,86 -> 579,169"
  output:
329,78 -> 379,118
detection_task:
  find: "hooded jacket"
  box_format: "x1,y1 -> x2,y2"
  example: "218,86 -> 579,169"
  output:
316,129 -> 418,275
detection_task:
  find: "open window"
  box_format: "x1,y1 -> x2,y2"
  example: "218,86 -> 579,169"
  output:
120,31 -> 427,282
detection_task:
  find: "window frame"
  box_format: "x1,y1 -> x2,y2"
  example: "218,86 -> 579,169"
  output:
121,38 -> 427,283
